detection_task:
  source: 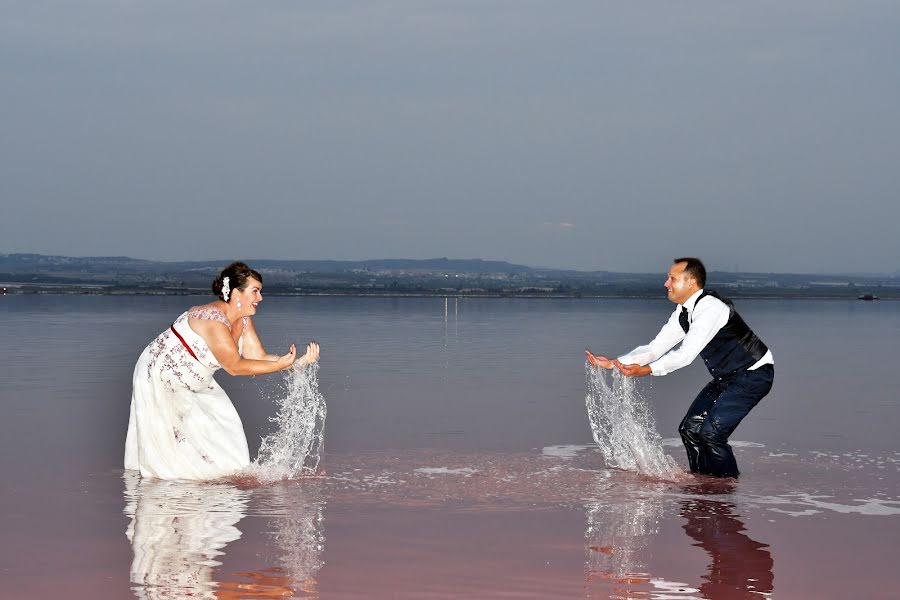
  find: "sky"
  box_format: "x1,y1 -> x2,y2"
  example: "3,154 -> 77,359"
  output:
2,1 -> 899,274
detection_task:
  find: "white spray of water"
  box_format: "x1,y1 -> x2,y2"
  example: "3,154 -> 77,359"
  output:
585,365 -> 680,479
251,363 -> 327,481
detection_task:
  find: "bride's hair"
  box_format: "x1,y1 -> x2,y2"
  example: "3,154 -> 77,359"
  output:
212,262 -> 263,301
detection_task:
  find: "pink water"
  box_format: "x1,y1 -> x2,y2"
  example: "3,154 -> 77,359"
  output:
1,296 -> 899,598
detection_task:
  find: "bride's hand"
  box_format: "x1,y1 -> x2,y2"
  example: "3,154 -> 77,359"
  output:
277,344 -> 297,370
297,341 -> 320,367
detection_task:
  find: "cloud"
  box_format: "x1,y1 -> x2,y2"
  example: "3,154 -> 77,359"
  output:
543,222 -> 577,231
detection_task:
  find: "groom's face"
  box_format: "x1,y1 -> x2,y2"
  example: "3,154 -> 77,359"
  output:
665,262 -> 698,305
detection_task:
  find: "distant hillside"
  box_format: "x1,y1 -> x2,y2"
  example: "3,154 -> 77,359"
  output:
1,253 -> 897,298
0,254 -> 534,275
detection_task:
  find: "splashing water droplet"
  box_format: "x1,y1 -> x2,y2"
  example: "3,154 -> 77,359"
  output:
250,363 -> 327,482
585,365 -> 680,479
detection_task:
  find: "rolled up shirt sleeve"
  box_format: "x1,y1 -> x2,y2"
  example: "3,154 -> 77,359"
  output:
617,308 -> 685,367
646,296 -> 730,376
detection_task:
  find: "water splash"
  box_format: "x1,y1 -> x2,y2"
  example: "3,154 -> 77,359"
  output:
251,363 -> 327,481
585,365 -> 680,479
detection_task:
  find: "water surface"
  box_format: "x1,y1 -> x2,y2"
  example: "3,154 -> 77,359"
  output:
1,295 -> 899,598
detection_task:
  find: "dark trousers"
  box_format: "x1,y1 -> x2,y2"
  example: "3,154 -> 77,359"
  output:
678,365 -> 774,478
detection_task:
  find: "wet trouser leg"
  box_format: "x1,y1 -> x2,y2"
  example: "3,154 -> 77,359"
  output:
678,365 -> 774,478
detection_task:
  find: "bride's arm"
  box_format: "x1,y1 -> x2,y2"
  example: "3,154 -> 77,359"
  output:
241,318 -> 321,367
238,318 -> 278,361
196,320 -> 295,376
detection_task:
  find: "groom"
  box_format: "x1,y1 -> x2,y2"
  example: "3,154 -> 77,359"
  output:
587,257 -> 774,478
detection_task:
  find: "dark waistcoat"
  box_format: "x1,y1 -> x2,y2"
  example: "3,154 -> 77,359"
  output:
681,290 -> 768,378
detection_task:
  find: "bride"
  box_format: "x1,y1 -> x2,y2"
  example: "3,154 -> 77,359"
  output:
124,262 -> 320,480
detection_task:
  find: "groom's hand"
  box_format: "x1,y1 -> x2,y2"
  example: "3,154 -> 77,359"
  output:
617,363 -> 651,377
586,350 -> 615,369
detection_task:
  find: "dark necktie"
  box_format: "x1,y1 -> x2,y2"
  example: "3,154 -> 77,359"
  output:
679,306 -> 690,333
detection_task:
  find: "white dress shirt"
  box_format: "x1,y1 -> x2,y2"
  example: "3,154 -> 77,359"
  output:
618,289 -> 774,376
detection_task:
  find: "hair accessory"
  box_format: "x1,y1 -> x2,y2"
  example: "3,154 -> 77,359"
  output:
222,276 -> 231,302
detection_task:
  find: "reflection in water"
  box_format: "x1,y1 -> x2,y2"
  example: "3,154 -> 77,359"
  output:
681,486 -> 774,599
584,476 -> 695,598
249,481 -> 327,598
584,477 -> 774,599
124,474 -> 326,599
124,473 -> 251,599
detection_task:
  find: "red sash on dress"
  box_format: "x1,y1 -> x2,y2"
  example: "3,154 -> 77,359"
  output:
170,324 -> 199,361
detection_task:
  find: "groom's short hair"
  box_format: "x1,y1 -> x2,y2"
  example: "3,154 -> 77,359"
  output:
674,257 -> 706,288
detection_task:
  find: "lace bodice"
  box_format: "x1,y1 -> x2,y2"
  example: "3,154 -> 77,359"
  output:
142,308 -> 252,395
187,308 -> 249,337
186,307 -> 232,328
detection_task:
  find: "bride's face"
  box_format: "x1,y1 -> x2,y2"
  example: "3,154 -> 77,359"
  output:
237,277 -> 263,315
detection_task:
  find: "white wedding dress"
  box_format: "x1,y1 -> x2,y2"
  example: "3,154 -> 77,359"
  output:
124,308 -> 251,480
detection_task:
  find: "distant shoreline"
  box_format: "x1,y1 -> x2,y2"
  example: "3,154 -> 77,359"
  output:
1,283 -> 894,301
2,253 -> 897,300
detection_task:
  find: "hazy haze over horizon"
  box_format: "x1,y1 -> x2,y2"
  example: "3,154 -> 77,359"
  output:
2,2 -> 898,275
